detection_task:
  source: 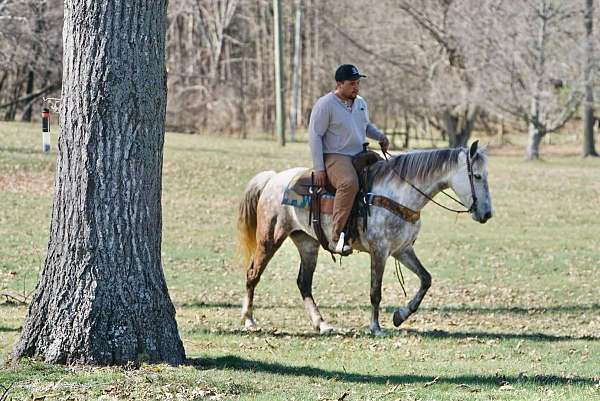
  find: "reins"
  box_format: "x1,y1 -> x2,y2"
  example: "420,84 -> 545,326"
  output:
382,149 -> 477,215
380,147 -> 478,299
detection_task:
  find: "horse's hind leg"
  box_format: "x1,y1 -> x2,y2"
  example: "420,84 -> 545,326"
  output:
241,217 -> 287,330
290,231 -> 333,334
392,247 -> 432,327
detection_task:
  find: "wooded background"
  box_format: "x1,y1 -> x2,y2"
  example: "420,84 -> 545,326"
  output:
1,0 -> 598,157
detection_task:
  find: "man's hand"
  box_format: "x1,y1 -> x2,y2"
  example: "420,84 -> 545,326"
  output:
313,170 -> 328,188
379,136 -> 390,154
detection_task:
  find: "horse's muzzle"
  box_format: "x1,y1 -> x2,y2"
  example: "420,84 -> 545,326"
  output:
472,209 -> 492,224
479,210 -> 492,224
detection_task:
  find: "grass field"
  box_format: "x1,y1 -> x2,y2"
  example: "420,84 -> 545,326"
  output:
0,121 -> 599,400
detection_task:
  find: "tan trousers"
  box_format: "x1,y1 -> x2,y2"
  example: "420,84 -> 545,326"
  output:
324,154 -> 359,242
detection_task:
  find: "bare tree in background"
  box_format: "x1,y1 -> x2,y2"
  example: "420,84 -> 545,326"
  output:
397,0 -> 480,148
0,0 -> 62,120
463,0 -> 583,159
2,0 -> 598,156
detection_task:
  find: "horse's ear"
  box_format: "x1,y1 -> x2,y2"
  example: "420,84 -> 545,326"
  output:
469,140 -> 479,159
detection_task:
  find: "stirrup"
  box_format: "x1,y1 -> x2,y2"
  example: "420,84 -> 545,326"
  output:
331,232 -> 352,255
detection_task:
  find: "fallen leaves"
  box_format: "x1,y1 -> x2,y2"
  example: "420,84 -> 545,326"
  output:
423,376 -> 439,388
455,383 -> 481,392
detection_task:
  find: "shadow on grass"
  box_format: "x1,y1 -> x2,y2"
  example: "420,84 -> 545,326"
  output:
0,326 -> 20,333
402,328 -> 599,342
186,326 -> 599,342
183,301 -> 600,317
189,355 -> 596,387
412,303 -> 600,315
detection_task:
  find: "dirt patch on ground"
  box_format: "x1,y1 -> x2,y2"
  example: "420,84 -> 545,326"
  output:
0,173 -> 54,196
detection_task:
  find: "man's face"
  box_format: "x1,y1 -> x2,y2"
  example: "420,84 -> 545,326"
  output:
337,79 -> 360,100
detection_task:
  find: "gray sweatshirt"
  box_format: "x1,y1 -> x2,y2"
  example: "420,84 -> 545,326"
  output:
308,92 -> 386,171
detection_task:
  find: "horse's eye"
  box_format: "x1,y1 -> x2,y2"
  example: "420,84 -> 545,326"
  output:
474,174 -> 482,180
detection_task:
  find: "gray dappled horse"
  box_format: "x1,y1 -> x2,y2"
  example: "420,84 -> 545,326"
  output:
237,141 -> 492,336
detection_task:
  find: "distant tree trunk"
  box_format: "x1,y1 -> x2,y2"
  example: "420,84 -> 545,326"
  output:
583,0 -> 598,157
526,1 -> 548,160
259,1 -> 272,133
5,68 -> 24,121
273,0 -> 285,145
443,107 -> 477,148
289,0 -> 302,142
239,19 -> 248,139
20,71 -> 35,122
304,0 -> 314,119
403,111 -> 410,149
13,0 -> 185,366
0,72 -> 7,99
527,122 -> 546,160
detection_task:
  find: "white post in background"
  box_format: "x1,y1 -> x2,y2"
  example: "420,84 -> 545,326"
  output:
42,107 -> 50,153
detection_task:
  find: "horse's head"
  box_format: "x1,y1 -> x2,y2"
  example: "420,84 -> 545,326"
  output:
448,141 -> 493,224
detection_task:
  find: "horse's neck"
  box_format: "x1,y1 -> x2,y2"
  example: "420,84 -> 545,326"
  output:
372,168 -> 452,212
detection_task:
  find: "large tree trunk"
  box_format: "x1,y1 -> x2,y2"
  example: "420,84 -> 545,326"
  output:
13,0 -> 185,366
583,0 -> 598,157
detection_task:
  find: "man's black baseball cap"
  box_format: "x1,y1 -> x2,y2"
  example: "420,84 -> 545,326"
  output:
335,64 -> 367,81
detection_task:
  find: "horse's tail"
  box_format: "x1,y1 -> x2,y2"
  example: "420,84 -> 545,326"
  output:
237,170 -> 277,270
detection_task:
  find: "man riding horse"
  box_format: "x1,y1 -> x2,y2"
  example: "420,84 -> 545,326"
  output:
308,64 -> 390,254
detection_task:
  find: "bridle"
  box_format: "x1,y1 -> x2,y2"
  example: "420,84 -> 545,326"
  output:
382,148 -> 478,215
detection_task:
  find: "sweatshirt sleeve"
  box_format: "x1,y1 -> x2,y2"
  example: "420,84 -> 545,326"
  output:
308,99 -> 329,171
362,100 -> 386,142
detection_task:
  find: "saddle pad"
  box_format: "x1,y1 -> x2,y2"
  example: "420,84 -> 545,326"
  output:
282,169 -> 335,214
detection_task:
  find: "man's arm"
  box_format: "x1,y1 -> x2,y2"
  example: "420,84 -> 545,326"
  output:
308,100 -> 329,171
366,122 -> 386,142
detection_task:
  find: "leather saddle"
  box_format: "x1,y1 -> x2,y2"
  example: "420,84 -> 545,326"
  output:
284,147 -> 383,256
290,149 -> 382,196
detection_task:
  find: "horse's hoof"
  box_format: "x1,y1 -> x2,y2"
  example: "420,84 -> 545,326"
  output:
244,318 -> 258,331
392,311 -> 403,327
319,321 -> 334,334
393,308 -> 410,327
370,328 -> 386,337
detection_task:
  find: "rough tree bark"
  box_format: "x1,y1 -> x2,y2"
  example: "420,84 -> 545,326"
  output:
13,0 -> 186,365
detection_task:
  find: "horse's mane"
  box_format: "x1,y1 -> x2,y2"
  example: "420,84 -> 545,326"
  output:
371,147 -> 487,184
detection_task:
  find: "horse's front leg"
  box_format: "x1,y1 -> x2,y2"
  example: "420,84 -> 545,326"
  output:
392,247 -> 432,327
369,250 -> 388,336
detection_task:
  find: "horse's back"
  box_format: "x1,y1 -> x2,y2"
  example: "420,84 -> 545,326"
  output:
258,167 -> 312,233
260,167 -> 308,196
